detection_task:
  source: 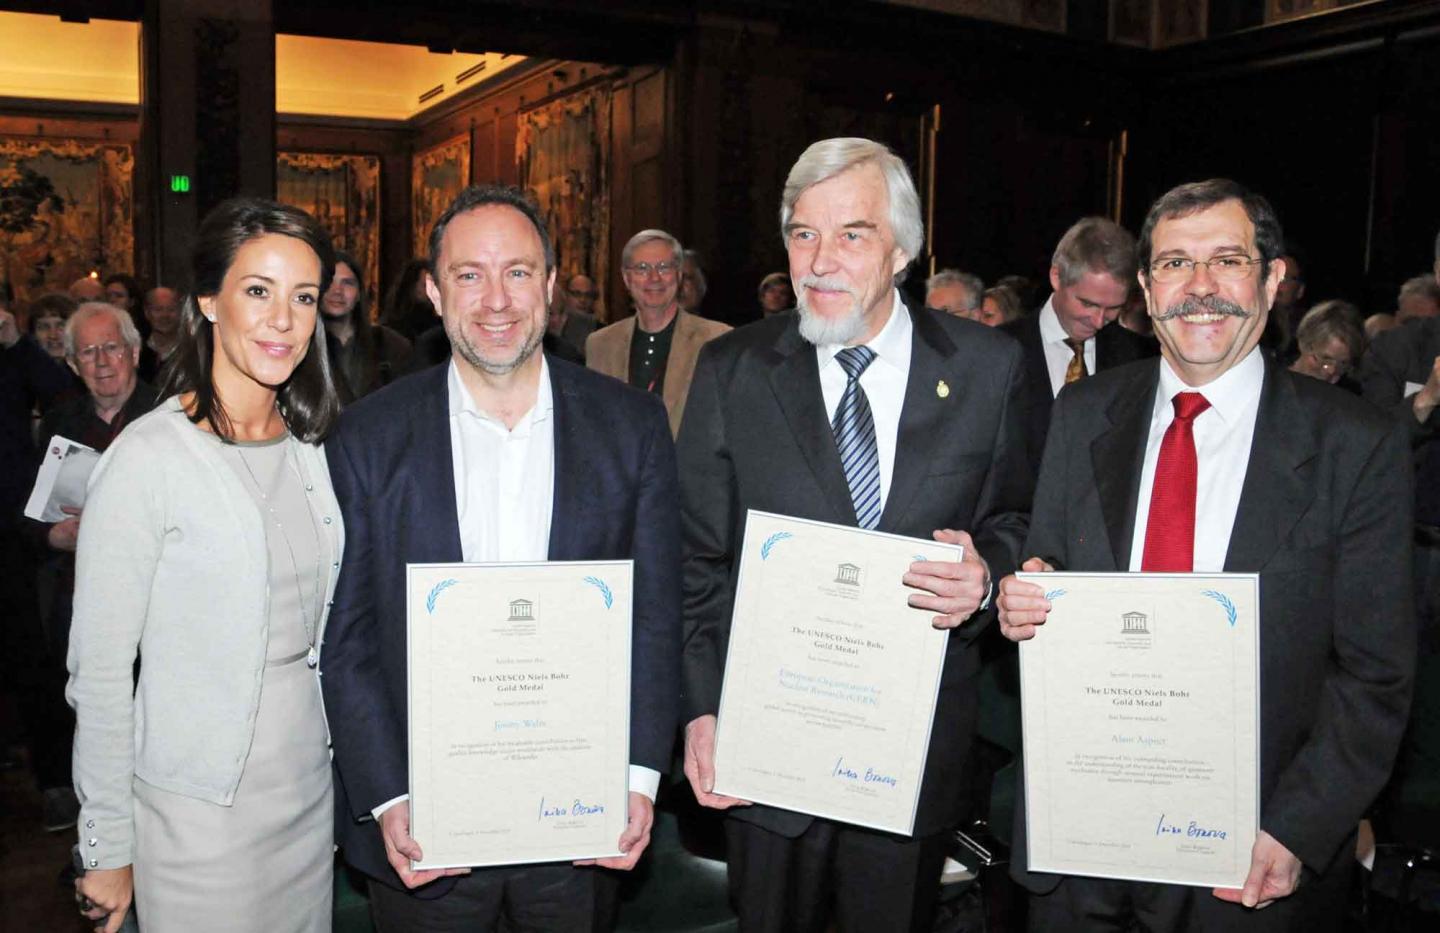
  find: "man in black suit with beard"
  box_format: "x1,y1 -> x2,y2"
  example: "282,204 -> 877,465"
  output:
676,137 -> 1032,932
998,179 -> 1415,932
1002,216 -> 1156,475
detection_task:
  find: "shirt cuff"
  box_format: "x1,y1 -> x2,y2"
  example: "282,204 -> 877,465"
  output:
978,576 -> 995,612
371,793 -> 408,822
629,765 -> 661,801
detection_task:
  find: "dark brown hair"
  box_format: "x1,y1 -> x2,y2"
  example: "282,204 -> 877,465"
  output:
161,197 -> 340,443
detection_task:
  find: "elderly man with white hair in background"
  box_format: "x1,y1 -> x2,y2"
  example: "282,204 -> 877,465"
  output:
587,229 -> 730,436
23,301 -> 158,832
924,268 -> 984,320
677,137 -> 1031,933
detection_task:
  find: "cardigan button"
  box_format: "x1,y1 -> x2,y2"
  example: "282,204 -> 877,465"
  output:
88,858 -> 98,868
323,516 -> 333,525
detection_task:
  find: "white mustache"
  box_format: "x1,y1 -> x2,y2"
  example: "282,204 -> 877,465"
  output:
797,275 -> 856,297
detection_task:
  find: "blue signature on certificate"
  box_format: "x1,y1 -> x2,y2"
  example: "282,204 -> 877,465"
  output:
1155,813 -> 1228,840
539,797 -> 607,821
832,756 -> 898,788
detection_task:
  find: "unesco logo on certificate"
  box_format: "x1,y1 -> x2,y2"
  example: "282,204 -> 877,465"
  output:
1106,607 -> 1154,651
819,561 -> 864,600
500,596 -> 540,636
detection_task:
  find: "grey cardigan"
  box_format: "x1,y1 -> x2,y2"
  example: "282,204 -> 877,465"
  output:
66,398 -> 344,869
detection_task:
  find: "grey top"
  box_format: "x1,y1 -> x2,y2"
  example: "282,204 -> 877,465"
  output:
211,431 -> 333,662
67,397 -> 344,870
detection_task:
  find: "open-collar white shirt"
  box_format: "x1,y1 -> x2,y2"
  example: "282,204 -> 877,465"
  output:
1127,348 -> 1265,574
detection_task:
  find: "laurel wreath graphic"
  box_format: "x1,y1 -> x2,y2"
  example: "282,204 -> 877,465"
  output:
1200,589 -> 1237,627
583,576 -> 614,609
760,532 -> 794,560
426,578 -> 458,615
1044,588 -> 1067,601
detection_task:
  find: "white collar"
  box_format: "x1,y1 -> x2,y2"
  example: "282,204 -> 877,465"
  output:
816,290 -> 912,374
1155,345 -> 1264,425
446,355 -> 554,434
1038,296 -> 1073,346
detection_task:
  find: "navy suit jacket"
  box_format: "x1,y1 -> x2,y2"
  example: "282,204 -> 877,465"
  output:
321,357 -> 681,894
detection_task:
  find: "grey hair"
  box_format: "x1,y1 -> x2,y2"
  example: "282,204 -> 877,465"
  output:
780,137 -> 924,281
621,229 -> 683,268
1052,217 -> 1137,287
925,269 -> 984,310
1400,274 -> 1440,305
1296,300 -> 1364,361
64,301 -> 141,357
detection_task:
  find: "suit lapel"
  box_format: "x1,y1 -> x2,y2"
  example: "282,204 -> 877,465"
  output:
410,366 -> 464,564
879,306 -> 956,531
662,311 -> 696,418
1090,365 -> 1157,571
768,323 -> 856,524
546,362 -> 587,561
1224,361 -> 1316,572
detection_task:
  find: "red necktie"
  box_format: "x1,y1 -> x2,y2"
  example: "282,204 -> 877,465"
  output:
1141,392 -> 1211,572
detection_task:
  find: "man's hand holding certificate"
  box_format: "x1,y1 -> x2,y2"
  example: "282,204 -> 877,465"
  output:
708,511 -> 965,835
999,568 -> 1261,890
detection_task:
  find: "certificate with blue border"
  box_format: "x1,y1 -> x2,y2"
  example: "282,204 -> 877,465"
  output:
712,510 -> 956,835
1018,572 -> 1260,888
407,560 -> 631,869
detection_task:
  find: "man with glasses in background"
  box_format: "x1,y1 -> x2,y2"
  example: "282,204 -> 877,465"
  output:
1289,300 -> 1363,386
587,229 -> 729,436
24,301 -> 157,834
1000,179 -> 1414,932
553,272 -> 600,360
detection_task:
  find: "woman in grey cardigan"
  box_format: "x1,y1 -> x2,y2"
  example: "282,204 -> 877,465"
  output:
69,198 -> 345,933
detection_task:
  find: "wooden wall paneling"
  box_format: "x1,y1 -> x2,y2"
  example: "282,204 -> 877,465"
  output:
604,65 -> 671,324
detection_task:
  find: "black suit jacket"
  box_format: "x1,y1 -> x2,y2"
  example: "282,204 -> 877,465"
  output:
1001,313 -> 1157,474
1011,355 -> 1416,894
677,301 -> 1033,838
322,356 -> 681,894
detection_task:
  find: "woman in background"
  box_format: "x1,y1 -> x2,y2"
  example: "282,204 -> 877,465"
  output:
69,197 -> 344,932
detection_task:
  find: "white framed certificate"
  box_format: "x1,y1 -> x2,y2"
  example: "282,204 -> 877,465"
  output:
712,510 -> 957,835
1018,572 -> 1260,888
407,561 -> 631,869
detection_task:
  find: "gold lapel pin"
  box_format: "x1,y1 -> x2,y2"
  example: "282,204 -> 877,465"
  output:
936,380 -> 950,398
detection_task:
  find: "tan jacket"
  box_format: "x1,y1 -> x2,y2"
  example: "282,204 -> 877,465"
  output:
586,309 -> 731,436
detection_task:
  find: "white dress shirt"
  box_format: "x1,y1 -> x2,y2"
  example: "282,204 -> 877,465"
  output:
373,358 -> 658,820
1127,349 -> 1265,573
1038,296 -> 1096,398
815,290 -> 913,512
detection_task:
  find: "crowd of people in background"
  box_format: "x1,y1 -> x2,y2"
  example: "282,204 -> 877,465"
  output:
2,132 -> 1439,932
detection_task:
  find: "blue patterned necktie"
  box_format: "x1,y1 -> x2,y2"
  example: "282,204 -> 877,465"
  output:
832,346 -> 881,529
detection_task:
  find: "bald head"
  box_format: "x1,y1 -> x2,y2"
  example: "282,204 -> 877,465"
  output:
145,286 -> 182,336
69,276 -> 104,302
564,274 -> 598,316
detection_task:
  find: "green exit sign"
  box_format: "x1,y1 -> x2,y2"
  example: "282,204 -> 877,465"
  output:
169,174 -> 191,193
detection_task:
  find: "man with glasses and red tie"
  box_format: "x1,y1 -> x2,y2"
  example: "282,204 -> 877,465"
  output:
586,229 -> 729,436
997,179 -> 1415,932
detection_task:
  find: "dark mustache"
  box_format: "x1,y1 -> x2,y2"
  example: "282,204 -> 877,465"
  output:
1154,295 -> 1250,322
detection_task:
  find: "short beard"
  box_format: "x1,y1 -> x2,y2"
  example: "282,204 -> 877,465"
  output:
1155,294 -> 1250,322
796,276 -> 867,346
448,319 -> 543,376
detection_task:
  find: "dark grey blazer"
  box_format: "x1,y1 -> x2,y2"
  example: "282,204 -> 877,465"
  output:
1011,354 -> 1416,893
1000,313 -> 1157,475
677,301 -> 1033,838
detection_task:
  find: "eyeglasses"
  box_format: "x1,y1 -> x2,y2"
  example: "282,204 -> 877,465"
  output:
1302,351 -> 1351,376
624,261 -> 679,278
1148,256 -> 1264,284
569,288 -> 600,300
75,342 -> 129,364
